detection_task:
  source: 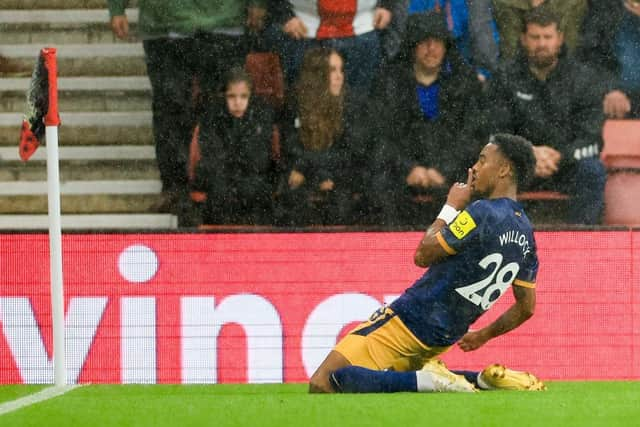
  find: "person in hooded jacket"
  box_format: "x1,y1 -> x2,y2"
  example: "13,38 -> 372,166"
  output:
192,67 -> 275,225
485,7 -> 607,224
369,10 -> 485,227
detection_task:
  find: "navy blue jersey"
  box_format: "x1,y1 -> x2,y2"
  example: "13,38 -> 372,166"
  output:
390,198 -> 538,347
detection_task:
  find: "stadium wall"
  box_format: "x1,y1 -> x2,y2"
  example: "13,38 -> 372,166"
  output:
0,230 -> 638,384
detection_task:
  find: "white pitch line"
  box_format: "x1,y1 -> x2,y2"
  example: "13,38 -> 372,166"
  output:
0,385 -> 81,416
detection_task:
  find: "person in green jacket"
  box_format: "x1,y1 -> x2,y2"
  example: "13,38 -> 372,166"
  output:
492,0 -> 587,60
107,0 -> 267,216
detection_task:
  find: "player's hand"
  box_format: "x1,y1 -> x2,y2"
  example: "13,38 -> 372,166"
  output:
457,329 -> 490,352
604,90 -> 631,118
288,170 -> 305,189
110,15 -> 129,40
373,8 -> 392,30
533,145 -> 561,178
284,17 -> 308,39
445,168 -> 473,210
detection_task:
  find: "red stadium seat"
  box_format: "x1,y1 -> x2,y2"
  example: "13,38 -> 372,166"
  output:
245,52 -> 285,111
517,191 -> 569,201
601,119 -> 640,226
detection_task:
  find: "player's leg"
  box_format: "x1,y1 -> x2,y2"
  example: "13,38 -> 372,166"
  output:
308,350 -> 352,393
309,308 -> 389,393
331,359 -> 476,393
318,307 -> 474,393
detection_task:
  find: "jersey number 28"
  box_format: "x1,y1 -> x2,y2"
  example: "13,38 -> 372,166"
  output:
455,253 -> 520,310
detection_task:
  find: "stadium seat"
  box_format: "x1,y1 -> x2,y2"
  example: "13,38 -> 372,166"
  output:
601,119 -> 640,226
516,191 -> 569,224
245,52 -> 285,111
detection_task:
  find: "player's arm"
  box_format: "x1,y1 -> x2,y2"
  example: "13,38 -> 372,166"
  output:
458,285 -> 536,352
414,169 -> 474,267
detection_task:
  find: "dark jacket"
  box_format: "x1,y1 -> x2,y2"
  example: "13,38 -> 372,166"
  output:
280,91 -> 370,193
371,12 -> 484,183
577,0 -> 637,94
486,48 -> 606,163
194,97 -> 274,202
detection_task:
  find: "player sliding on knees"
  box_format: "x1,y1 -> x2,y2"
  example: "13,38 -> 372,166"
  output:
309,133 -> 546,393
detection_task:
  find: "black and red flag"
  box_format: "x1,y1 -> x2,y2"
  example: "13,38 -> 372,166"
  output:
19,47 -> 60,161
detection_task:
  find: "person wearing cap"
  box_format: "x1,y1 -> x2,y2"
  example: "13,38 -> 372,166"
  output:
368,10 -> 485,226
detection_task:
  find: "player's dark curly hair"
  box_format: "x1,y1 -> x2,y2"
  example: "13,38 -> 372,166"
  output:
490,133 -> 536,189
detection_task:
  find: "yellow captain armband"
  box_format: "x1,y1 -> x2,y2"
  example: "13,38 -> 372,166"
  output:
448,210 -> 476,240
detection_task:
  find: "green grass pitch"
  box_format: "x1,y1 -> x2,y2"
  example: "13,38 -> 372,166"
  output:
1,382 -> 639,427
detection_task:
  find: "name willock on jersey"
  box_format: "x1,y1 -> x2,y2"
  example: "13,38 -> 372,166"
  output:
498,230 -> 531,257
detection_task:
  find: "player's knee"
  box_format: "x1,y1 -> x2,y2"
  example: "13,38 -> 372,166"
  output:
308,372 -> 335,393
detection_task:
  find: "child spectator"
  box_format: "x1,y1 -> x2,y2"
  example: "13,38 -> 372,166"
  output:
192,68 -> 275,225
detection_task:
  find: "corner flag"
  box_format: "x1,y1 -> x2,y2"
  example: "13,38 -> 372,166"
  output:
18,47 -> 67,386
19,48 -> 60,161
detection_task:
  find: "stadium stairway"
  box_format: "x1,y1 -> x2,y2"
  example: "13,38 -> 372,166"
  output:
0,0 -> 178,230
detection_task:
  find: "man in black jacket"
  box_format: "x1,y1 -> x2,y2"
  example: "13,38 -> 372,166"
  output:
370,11 -> 485,226
486,7 -> 606,224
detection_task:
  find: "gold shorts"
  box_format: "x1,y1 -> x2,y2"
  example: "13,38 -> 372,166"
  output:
334,306 -> 450,372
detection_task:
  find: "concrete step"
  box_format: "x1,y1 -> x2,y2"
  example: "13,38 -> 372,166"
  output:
0,9 -> 139,44
0,145 -> 155,162
0,76 -> 151,112
0,44 -> 146,77
0,193 -> 162,214
0,112 -> 153,146
0,179 -> 162,214
0,0 -> 138,9
0,159 -> 159,182
0,179 -> 161,195
0,213 -> 177,230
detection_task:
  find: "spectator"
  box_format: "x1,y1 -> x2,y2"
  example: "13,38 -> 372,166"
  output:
380,0 -> 411,64
267,0 -> 398,95
276,47 -> 369,226
369,11 -> 484,226
492,0 -> 587,61
107,0 -> 267,213
191,68 -> 275,225
467,0 -> 501,80
578,0 -> 640,119
485,7 -> 606,224
408,0 -> 500,80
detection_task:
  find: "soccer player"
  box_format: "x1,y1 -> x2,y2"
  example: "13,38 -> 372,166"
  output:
309,133 -> 544,393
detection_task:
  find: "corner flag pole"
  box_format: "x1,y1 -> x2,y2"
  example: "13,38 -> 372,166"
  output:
42,48 -> 66,386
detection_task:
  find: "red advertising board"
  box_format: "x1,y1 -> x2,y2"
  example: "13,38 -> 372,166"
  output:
0,231 -> 638,384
